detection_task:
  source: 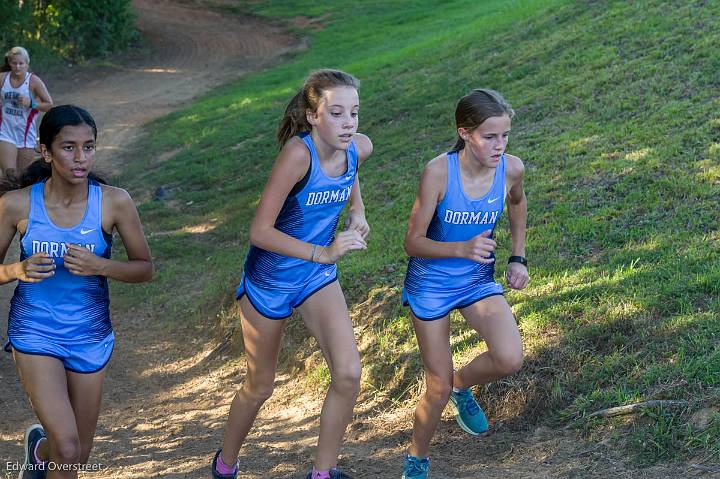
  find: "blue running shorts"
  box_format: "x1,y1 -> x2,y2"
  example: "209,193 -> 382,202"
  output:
402,281 -> 504,321
236,266 -> 338,320
4,332 -> 115,373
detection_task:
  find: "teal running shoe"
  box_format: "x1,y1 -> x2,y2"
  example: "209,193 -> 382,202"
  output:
450,388 -> 488,435
19,424 -> 47,479
401,455 -> 429,479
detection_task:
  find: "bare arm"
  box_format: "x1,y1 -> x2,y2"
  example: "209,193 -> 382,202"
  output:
0,193 -> 20,284
506,155 -> 527,257
345,134 -> 373,238
505,154 -> 529,289
63,187 -> 153,282
0,190 -> 55,284
404,155 -> 496,262
25,75 -> 53,112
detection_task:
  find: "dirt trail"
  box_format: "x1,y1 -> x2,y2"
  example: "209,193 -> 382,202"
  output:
49,0 -> 299,175
0,2 -> 701,478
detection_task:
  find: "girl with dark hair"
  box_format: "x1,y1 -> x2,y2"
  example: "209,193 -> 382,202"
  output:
213,69 -> 373,479
0,105 -> 153,479
400,89 -> 528,479
1,46 -> 53,183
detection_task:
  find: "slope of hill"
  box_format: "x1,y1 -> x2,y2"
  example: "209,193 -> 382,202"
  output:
117,0 -> 719,465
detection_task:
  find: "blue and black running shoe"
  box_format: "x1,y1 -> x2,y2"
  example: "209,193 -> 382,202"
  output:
19,424 -> 47,479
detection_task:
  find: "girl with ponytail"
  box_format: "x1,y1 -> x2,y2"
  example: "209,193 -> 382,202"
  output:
400,89 -> 527,479
213,69 -> 373,479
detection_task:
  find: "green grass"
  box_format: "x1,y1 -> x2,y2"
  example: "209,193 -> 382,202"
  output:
113,0 -> 720,464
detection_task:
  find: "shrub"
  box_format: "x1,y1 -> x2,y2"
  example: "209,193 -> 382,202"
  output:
1,0 -> 136,65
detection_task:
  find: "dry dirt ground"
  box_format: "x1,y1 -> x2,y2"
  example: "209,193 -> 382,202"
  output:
0,1 -> 712,478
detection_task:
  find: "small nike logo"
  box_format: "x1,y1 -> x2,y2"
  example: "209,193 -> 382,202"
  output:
324,271 -> 332,276
488,197 -> 500,204
80,228 -> 96,235
345,175 -> 353,180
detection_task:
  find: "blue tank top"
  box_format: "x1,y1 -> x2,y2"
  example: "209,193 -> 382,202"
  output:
405,151 -> 506,294
8,180 -> 112,343
243,132 -> 358,291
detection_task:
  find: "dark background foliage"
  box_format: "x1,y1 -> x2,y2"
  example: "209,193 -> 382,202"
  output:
1,0 -> 136,66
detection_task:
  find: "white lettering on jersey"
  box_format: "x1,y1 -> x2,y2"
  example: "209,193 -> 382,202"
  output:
32,240 -> 96,257
443,209 -> 499,225
305,186 -> 353,206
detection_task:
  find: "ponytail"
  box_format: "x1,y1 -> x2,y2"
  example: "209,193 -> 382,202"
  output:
19,159 -> 52,186
276,69 -> 360,148
0,178 -> 15,194
0,159 -> 107,196
452,137 -> 466,151
276,91 -> 311,147
0,160 -> 52,195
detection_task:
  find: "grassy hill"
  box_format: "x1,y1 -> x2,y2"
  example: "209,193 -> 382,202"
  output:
115,0 -> 719,465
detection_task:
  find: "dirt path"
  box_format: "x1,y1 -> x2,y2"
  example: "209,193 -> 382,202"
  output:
0,0 -> 298,476
48,0 -> 299,175
0,2 -> 702,478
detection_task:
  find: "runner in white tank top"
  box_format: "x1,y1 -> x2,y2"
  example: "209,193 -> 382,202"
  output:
0,46 -> 53,183
1,72 -> 38,148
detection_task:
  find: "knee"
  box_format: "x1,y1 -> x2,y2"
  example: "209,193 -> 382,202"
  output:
493,350 -> 523,377
52,435 -> 81,464
330,362 -> 361,397
243,374 -> 275,403
424,373 -> 453,407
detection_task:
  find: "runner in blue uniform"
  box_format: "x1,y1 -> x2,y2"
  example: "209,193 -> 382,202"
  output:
0,105 -> 153,479
401,89 -> 529,479
213,69 -> 373,479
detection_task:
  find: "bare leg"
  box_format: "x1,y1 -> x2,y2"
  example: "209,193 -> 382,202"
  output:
297,281 -> 361,471
220,296 -> 285,467
0,140 -> 18,182
67,369 -> 106,464
407,313 -> 452,459
454,295 -> 523,390
14,351 -> 104,479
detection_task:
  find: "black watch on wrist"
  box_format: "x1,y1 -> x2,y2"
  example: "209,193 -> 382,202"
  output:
508,255 -> 527,268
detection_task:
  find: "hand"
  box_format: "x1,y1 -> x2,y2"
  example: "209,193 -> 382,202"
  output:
506,262 -> 529,290
345,210 -> 370,238
63,244 -> 104,276
315,230 -> 367,264
460,230 -> 496,264
15,253 -> 55,282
